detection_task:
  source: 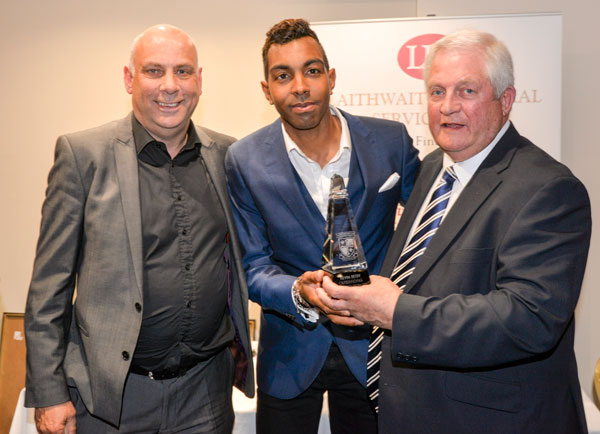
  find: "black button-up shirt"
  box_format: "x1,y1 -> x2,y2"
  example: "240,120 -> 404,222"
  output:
131,116 -> 234,372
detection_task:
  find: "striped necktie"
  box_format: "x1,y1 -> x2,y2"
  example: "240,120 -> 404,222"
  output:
367,166 -> 457,413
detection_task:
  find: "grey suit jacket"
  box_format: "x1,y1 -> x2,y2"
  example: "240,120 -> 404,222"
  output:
377,124 -> 591,434
25,113 -> 254,425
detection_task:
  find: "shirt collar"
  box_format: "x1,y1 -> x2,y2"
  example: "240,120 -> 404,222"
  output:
443,120 -> 511,186
132,115 -> 201,155
282,106 -> 352,163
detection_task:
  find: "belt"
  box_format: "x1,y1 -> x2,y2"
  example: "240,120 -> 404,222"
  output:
129,359 -> 200,380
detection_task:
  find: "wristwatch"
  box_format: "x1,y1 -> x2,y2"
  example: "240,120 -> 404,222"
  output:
291,278 -> 319,322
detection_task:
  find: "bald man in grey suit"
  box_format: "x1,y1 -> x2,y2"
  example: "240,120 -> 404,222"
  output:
25,24 -> 254,433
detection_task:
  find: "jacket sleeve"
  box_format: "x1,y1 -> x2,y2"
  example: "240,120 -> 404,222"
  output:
224,148 -> 309,325
24,135 -> 85,408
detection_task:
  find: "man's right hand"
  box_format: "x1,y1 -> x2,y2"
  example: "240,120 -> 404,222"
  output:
35,401 -> 76,434
297,270 -> 364,327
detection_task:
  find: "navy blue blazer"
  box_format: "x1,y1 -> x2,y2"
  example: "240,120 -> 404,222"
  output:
225,110 -> 419,399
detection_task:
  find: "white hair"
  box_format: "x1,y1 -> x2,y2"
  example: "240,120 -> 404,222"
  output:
423,29 -> 514,99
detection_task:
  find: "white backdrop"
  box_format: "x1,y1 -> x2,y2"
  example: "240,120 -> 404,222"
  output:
313,13 -> 562,160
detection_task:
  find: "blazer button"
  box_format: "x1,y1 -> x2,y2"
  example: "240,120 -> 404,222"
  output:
122,351 -> 130,361
135,302 -> 142,312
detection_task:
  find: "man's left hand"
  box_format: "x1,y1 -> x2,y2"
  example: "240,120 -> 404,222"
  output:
297,270 -> 363,326
317,275 -> 402,329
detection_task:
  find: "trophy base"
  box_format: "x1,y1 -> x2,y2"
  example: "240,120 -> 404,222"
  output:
332,269 -> 370,286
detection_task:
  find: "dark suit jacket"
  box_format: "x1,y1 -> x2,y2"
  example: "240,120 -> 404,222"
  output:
225,110 -> 419,399
24,113 -> 254,426
377,124 -> 591,434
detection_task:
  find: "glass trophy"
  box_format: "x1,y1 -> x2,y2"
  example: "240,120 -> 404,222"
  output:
322,174 -> 370,286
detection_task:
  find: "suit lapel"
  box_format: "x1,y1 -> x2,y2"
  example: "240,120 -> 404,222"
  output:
403,169 -> 500,293
400,126 -> 519,294
344,111 -> 377,230
196,128 -> 233,225
380,151 -> 442,277
113,114 -> 144,299
261,120 -> 325,250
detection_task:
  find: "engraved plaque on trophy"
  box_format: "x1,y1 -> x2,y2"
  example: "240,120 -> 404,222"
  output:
322,174 -> 370,286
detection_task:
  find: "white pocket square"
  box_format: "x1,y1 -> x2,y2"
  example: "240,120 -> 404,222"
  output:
378,172 -> 401,193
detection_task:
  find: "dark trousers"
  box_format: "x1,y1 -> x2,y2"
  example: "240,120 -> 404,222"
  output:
69,347 -> 235,433
256,343 -> 377,434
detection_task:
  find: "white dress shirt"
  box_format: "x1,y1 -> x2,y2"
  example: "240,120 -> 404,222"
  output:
282,106 -> 352,219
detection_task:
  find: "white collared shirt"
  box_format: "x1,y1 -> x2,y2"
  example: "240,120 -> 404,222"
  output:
282,106 -> 352,219
403,120 -> 511,247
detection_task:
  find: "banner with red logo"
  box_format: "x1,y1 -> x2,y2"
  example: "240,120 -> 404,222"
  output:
313,13 -> 562,160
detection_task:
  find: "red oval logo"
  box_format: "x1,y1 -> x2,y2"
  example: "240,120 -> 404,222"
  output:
398,33 -> 444,80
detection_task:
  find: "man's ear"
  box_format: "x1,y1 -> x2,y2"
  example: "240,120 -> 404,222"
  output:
328,67 -> 336,94
501,85 -> 516,118
261,81 -> 273,105
123,66 -> 134,95
197,67 -> 203,96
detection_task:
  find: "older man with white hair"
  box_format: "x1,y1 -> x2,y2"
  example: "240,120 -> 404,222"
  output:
317,29 -> 591,433
24,24 -> 254,433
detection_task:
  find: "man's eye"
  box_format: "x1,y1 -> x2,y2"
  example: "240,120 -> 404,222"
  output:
431,89 -> 444,96
464,88 -> 475,95
276,73 -> 289,80
176,68 -> 192,76
145,68 -> 162,76
307,68 -> 321,75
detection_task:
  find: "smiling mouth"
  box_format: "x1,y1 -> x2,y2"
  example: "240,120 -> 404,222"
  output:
157,101 -> 181,108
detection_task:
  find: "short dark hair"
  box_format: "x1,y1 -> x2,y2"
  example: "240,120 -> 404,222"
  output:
262,18 -> 330,80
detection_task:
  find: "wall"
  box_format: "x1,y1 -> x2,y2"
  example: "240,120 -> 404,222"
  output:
1,0 -> 598,400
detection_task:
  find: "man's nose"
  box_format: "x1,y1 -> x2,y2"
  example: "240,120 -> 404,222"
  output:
292,74 -> 309,97
160,71 -> 178,93
440,93 -> 459,115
